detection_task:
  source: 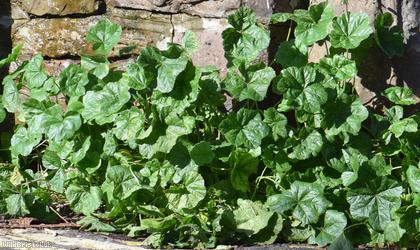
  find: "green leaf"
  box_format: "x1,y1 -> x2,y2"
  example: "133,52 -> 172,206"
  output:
293,2 -> 334,46
6,194 -> 30,216
24,54 -> 48,89
112,107 -> 145,145
139,160 -> 175,189
328,233 -> 354,250
156,58 -> 188,93
219,108 -> 269,149
0,44 -> 22,68
288,129 -> 323,160
407,165 -> 420,193
86,18 -> 122,56
275,39 -> 307,68
223,7 -> 270,66
382,86 -> 416,105
230,150 -> 259,192
166,166 -> 206,213
49,168 -> 65,193
151,62 -> 200,118
78,216 -> 116,232
275,66 -> 327,113
0,100 -> 6,123
10,126 -> 42,157
81,56 -> 109,79
139,116 -> 195,159
384,220 -> 405,243
59,64 -> 89,97
123,62 -> 148,90
224,64 -> 276,102
310,210 -> 347,247
104,164 -> 145,199
346,177 -> 403,231
190,142 -> 214,166
322,94 -> 369,138
263,107 -> 288,141
233,199 -> 275,236
267,181 -> 330,225
330,12 -> 373,49
44,113 -> 82,143
389,117 -> 418,138
318,54 -> 357,81
65,184 -> 102,215
82,81 -> 131,124
42,150 -> 62,170
374,12 -> 404,58
2,76 -> 21,113
368,153 -> 391,177
271,13 -> 293,24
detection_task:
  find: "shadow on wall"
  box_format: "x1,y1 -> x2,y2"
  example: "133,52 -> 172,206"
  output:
349,0 -> 420,112
262,0 -> 310,109
0,0 -> 12,91
0,0 -> 13,132
394,0 -> 420,97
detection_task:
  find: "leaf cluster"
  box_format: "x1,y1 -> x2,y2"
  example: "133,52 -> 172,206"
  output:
0,4 -> 418,249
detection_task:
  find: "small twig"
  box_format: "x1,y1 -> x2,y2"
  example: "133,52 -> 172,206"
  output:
49,206 -> 69,224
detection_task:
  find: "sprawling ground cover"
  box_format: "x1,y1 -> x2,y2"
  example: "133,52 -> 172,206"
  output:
0,2 -> 418,249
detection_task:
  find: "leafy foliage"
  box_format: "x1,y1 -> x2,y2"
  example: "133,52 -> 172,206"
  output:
0,2 -> 417,249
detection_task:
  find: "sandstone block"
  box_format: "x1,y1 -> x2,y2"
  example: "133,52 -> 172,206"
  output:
21,0 -> 101,16
107,0 -> 240,18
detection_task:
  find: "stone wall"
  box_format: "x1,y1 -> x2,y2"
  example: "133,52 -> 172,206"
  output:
4,0 -> 420,108
310,0 -> 420,107
9,0 -> 298,76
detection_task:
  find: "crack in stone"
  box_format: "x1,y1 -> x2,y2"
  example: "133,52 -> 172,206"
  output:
112,5 -> 227,20
170,14 -> 175,43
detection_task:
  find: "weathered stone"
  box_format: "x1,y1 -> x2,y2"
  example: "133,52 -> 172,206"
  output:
21,0 -> 101,16
172,14 -> 229,73
310,0 -> 377,23
13,16 -> 101,57
182,0 -> 240,18
107,0 -> 240,18
242,0 -> 274,22
109,7 -> 173,53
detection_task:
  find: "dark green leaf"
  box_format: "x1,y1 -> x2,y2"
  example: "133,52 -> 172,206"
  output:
223,7 -> 270,66
267,181 -> 330,225
293,2 -> 334,46
275,66 -> 327,113
230,150 -> 259,192
219,109 -> 269,149
346,177 -> 403,231
319,54 -> 357,81
374,12 -> 404,58
310,210 -> 347,246
330,12 -> 373,49
275,39 -> 307,68
190,142 -> 214,166
288,129 -> 323,160
263,107 -> 288,141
